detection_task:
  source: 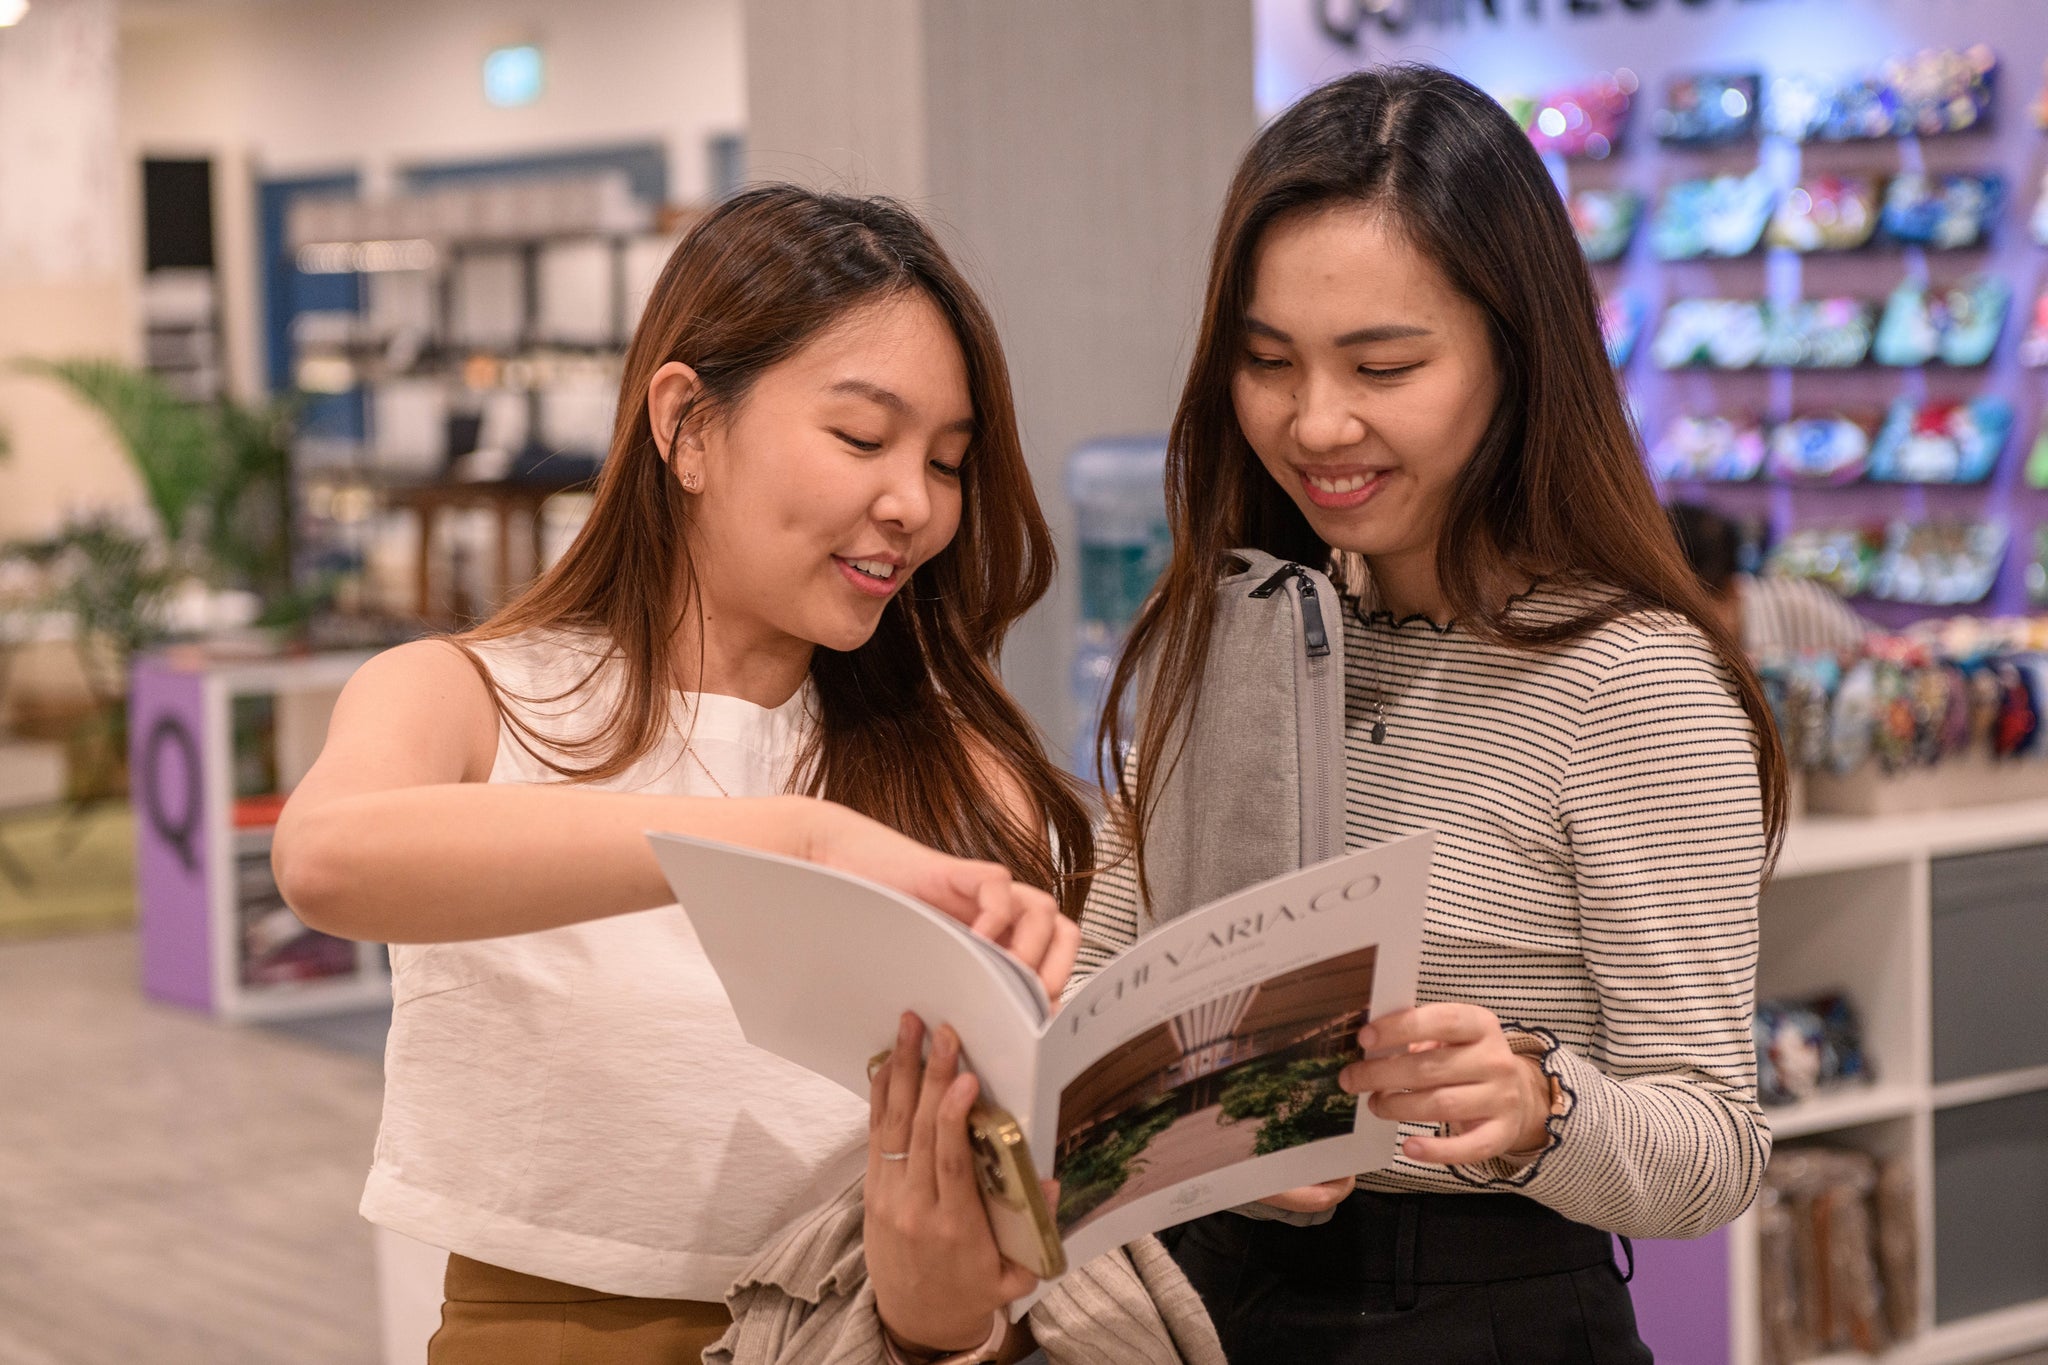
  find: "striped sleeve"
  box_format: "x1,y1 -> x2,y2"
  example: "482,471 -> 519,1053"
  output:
1072,799 -> 1144,996
1469,625 -> 1772,1238
1742,574 -> 1871,658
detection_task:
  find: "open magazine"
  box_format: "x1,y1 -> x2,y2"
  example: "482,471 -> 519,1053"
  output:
648,829 -> 1432,1277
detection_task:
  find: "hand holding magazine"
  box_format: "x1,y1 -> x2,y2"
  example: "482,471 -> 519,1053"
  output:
648,829 -> 1433,1281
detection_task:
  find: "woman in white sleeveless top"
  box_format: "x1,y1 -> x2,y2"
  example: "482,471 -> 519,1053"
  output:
275,186 -> 1096,1365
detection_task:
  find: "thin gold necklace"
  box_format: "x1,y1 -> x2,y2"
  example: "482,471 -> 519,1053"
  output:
686,746 -> 732,798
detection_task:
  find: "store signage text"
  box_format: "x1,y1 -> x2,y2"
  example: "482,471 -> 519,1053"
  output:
1316,0 -> 1776,44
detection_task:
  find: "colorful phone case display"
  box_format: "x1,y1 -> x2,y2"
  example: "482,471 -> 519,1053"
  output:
1758,1149 -> 1917,1362
1867,398 -> 2014,483
1872,276 -> 2011,367
2030,419 -> 2048,489
1652,298 -> 1873,370
1651,170 -> 1777,260
1762,299 -> 1877,369
1763,623 -> 2048,781
1650,415 -> 1765,482
1755,994 -> 1870,1107
1767,528 -> 1880,597
1766,176 -> 1881,253
2020,289 -> 2048,368
1877,173 -> 2002,249
1569,189 -> 1642,262
1767,416 -> 1873,484
1868,519 -> 2008,605
1507,70 -> 1636,159
2032,170 -> 2048,246
1598,291 -> 1646,367
1764,47 -> 1997,141
2030,529 -> 2048,608
1655,71 -> 1761,146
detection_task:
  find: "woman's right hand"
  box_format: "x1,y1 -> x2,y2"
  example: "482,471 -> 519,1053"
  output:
865,1013 -> 1037,1356
804,799 -> 1079,998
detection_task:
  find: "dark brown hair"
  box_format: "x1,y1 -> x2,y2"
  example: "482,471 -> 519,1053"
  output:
1102,65 -> 1787,890
459,184 -> 1092,913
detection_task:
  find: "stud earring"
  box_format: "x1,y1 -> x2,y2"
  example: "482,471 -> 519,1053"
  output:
681,470 -> 703,493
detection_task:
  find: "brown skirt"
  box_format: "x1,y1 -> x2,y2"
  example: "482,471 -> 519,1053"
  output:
428,1254 -> 734,1365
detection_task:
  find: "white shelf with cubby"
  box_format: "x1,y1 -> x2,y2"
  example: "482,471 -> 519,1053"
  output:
1637,801 -> 2048,1365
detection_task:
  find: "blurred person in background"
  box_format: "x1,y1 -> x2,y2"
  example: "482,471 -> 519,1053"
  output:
1666,502 -> 1873,659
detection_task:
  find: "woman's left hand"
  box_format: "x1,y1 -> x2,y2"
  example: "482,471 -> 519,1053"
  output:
1339,1003 -> 1553,1166
866,1013 -> 1039,1355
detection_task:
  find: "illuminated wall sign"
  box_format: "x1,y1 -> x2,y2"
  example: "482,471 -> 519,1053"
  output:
1316,0 -> 1777,42
483,43 -> 545,107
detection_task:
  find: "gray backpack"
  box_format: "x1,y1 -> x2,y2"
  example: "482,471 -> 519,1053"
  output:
1132,548 -> 1347,932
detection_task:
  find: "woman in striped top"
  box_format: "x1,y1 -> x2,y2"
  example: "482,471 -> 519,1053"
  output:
1084,66 -> 1789,1363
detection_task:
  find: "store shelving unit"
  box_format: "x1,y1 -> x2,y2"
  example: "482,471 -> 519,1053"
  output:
1634,801 -> 2048,1365
131,649 -> 385,1022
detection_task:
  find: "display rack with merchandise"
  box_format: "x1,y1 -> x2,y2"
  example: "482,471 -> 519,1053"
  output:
281,171 -> 687,627
131,649 -> 384,1021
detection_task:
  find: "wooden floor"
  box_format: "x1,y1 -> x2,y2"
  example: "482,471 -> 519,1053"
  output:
0,931 -> 383,1365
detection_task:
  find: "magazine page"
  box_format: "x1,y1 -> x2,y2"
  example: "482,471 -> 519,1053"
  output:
646,832 -> 1049,1118
1033,832 -> 1432,1270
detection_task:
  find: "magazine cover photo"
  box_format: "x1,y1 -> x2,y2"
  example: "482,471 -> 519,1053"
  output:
1052,945 -> 1380,1233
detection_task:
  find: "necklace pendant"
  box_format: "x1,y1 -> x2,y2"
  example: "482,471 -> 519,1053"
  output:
1371,718 -> 1387,746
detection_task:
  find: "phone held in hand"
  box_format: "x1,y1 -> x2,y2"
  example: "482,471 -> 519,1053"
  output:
968,1100 -> 1066,1279
867,1049 -> 1066,1279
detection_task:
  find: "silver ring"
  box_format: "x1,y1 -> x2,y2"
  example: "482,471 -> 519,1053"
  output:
880,1150 -> 910,1161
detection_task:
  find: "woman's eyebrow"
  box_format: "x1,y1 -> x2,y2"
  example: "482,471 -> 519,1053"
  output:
829,378 -> 973,434
1244,316 -> 1432,346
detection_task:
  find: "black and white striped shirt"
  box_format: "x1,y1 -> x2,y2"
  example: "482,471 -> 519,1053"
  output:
1077,584 -> 1771,1240
1739,573 -> 1872,659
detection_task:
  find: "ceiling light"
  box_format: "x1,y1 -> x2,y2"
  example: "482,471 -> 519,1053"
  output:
0,0 -> 31,28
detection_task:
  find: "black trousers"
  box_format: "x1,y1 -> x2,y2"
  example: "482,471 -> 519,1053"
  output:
1161,1191 -> 1654,1365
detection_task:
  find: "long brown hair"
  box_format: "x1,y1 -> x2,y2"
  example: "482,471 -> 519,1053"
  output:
459,185 -> 1092,913
1102,65 -> 1787,892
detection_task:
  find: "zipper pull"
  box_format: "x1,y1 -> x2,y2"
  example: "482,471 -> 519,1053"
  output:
1249,564 -> 1331,658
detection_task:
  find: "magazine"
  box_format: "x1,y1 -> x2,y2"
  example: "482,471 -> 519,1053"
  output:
648,829 -> 1432,1276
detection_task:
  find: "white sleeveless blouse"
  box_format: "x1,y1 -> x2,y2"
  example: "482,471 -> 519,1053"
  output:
360,632 -> 870,1299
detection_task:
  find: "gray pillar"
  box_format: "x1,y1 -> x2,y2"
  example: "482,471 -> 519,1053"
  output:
746,0 -> 1255,753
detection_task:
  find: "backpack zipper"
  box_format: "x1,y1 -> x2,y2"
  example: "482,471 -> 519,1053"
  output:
1249,564 -> 1331,657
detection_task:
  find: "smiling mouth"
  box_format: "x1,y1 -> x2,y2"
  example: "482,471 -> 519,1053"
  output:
834,555 -> 905,598
1299,468 -> 1390,510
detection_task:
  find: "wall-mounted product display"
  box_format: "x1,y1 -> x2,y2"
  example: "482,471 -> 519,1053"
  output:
1762,46 -> 1996,142
1650,415 -> 1766,483
1768,415 -> 1875,485
1650,170 -> 1776,260
1765,176 -> 1881,254
1867,398 -> 2014,483
1569,188 -> 1642,262
2019,287 -> 2048,366
1503,69 -> 1636,159
1654,71 -> 1760,146
1871,275 -> 2011,367
1651,298 -> 1875,370
1878,173 -> 2003,250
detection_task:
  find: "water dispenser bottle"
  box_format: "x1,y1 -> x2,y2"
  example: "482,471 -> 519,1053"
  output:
1066,436 -> 1170,777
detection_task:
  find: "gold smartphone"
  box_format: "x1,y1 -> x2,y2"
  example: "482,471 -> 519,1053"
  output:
967,1099 -> 1066,1280
868,1051 -> 1066,1280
